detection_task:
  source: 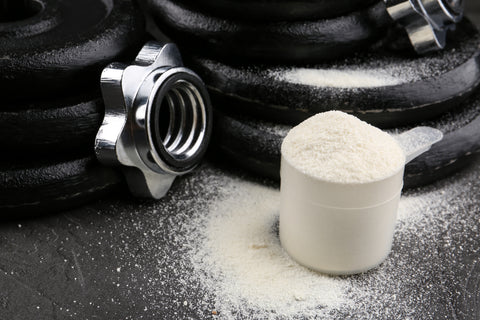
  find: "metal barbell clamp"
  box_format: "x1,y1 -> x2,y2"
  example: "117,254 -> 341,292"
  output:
385,0 -> 464,54
95,41 -> 212,199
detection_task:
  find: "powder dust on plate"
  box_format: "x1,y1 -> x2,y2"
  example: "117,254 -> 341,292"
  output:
281,111 -> 405,183
278,68 -> 407,88
268,29 -> 479,90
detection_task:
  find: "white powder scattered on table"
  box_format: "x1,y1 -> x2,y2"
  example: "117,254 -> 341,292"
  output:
277,67 -> 407,88
110,161 -> 480,319
181,165 -> 479,319
281,111 -> 405,183
188,182 -> 351,318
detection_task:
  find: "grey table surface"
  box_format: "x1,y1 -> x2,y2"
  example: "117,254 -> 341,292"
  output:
1,4 -> 480,320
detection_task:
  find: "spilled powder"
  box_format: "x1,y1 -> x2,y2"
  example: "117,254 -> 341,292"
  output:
278,68 -> 407,88
281,111 -> 405,183
111,159 -> 480,319
266,27 -> 479,91
188,183 -> 350,318
185,166 -> 480,319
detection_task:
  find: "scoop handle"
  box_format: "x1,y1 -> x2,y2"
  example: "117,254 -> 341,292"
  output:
394,126 -> 444,164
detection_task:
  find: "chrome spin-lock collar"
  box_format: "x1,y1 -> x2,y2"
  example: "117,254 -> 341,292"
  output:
385,0 -> 464,54
95,42 -> 212,199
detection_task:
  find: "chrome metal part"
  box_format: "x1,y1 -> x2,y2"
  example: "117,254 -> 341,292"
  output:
385,0 -> 464,54
95,41 -> 212,199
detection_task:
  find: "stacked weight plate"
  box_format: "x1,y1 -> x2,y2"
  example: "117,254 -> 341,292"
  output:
0,0 -> 145,216
146,0 -> 480,188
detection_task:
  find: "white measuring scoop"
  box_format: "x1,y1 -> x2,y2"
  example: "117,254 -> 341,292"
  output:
279,126 -> 443,275
394,126 -> 443,164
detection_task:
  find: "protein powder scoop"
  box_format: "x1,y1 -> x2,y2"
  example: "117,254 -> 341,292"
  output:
279,111 -> 443,275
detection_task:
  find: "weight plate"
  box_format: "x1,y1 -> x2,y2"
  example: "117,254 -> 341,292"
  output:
0,93 -> 103,154
190,19 -> 480,128
213,89 -> 480,188
0,155 -> 123,218
174,0 -> 377,22
0,0 -> 145,101
146,0 -> 391,63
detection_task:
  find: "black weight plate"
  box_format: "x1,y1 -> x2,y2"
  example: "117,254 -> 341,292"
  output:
146,0 -> 391,63
0,93 -> 103,155
174,0 -> 377,22
0,0 -> 145,101
0,155 -> 123,218
213,89 -> 480,189
190,20 -> 480,128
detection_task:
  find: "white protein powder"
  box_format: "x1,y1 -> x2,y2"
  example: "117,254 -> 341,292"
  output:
277,68 -> 408,88
281,111 -> 405,183
191,182 -> 351,318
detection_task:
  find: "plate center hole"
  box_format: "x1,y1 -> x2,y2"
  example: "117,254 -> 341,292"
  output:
0,0 -> 42,23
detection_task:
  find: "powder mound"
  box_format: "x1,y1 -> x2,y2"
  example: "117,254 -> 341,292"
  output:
281,111 -> 405,183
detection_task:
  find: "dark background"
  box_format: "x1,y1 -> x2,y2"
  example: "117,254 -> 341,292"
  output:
0,3 -> 479,320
